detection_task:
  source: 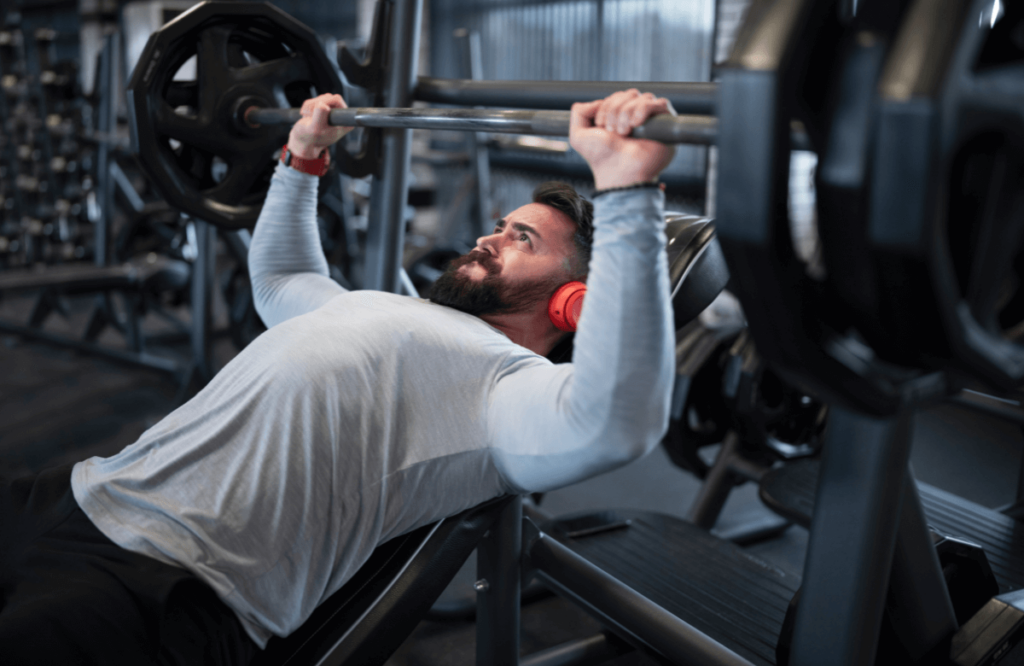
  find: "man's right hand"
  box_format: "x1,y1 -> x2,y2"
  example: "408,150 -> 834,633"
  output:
569,90 -> 677,191
286,93 -> 354,160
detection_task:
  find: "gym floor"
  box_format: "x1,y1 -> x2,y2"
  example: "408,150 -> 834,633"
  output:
2,290 -> 1021,665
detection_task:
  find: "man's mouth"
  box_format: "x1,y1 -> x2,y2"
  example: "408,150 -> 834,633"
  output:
454,250 -> 499,276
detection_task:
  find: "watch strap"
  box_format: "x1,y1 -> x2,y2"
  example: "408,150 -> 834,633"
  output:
280,144 -> 331,177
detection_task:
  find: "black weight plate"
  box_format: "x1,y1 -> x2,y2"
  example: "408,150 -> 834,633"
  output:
715,0 -> 966,416
127,2 -> 343,229
828,0 -> 1024,392
929,0 -> 1024,390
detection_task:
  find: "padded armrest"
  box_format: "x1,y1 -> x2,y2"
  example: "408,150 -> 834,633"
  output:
545,213 -> 729,364
251,495 -> 515,666
664,214 -> 730,330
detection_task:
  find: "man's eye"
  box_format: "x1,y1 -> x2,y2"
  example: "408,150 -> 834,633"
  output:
519,233 -> 530,243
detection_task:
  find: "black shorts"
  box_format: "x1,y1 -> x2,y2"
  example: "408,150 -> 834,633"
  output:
0,464 -> 259,665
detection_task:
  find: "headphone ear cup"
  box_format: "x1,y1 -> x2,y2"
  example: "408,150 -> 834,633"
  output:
548,281 -> 587,332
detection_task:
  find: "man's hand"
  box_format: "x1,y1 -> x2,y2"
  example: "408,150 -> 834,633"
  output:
287,93 -> 353,160
569,90 -> 677,191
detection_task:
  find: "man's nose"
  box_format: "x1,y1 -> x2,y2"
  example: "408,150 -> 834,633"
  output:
475,233 -> 500,256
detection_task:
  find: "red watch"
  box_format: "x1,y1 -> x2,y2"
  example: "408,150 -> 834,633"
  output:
280,144 -> 331,177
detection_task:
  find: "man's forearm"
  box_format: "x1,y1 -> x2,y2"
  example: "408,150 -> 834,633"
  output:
570,187 -> 674,444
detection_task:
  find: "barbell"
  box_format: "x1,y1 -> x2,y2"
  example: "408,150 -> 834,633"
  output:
126,2 -> 813,230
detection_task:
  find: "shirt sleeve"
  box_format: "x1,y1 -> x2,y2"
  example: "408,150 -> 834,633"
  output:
485,188 -> 675,493
249,162 -> 347,329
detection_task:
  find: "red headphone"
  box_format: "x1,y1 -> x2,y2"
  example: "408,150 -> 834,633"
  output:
547,281 -> 587,332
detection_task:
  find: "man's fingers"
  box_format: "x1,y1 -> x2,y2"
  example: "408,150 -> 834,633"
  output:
594,89 -> 639,132
311,103 -> 330,129
570,100 -> 601,131
624,95 -> 669,128
626,93 -> 659,124
324,93 -> 347,110
300,97 -> 315,117
302,93 -> 347,119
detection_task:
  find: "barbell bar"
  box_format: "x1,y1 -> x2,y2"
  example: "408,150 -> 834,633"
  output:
243,105 -> 812,151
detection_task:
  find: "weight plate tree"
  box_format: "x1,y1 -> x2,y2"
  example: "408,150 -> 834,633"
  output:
126,2 -> 343,229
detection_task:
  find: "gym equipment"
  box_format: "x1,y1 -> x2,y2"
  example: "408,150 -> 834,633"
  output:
663,319 -> 825,536
536,213 -> 733,356
125,2 -> 813,232
249,496 -> 514,666
722,330 -> 828,460
951,589 -> 1024,666
0,28 -> 221,385
125,1 -> 344,229
245,105 -> 722,145
817,1 -> 1024,393
763,458 -> 1017,665
709,0 -> 1024,661
662,320 -> 740,479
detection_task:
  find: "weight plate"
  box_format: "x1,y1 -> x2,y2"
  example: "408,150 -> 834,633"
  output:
930,0 -> 1024,390
126,1 -> 343,229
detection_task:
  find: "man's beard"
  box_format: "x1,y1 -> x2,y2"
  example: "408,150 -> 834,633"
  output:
428,250 -> 564,317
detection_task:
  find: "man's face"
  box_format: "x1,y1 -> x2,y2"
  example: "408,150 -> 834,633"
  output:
429,203 -> 579,317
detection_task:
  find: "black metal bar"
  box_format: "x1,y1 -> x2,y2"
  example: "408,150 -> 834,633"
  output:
949,389 -> 1024,426
0,320 -> 181,374
414,77 -> 718,115
687,429 -> 742,529
458,28 -> 494,238
190,219 -> 215,382
519,633 -> 633,666
476,496 -> 522,666
362,0 -> 422,294
885,470 -> 958,660
528,530 -> 755,666
95,31 -> 119,268
790,406 -> 915,666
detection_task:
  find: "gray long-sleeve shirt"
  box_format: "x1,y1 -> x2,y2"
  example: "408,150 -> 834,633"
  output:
71,163 -> 674,647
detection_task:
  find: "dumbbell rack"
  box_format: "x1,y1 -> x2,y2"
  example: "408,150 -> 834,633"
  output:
0,18 -> 212,389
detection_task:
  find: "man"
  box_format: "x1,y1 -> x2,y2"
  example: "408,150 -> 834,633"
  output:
0,90 -> 676,664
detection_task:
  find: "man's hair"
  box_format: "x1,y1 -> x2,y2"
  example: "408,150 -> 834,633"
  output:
532,182 -> 593,278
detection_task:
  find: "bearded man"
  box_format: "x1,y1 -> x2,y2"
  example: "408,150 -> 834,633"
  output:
0,89 -> 677,664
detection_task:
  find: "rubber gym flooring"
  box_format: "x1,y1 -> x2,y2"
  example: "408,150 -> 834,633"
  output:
1,289 -> 1022,665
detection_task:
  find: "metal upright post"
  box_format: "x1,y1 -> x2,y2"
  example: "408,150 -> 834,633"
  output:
459,28 -> 493,238
189,220 -> 215,382
885,471 -> 958,660
476,495 -> 522,666
789,406 -> 915,666
95,31 -> 119,268
363,0 -> 423,293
